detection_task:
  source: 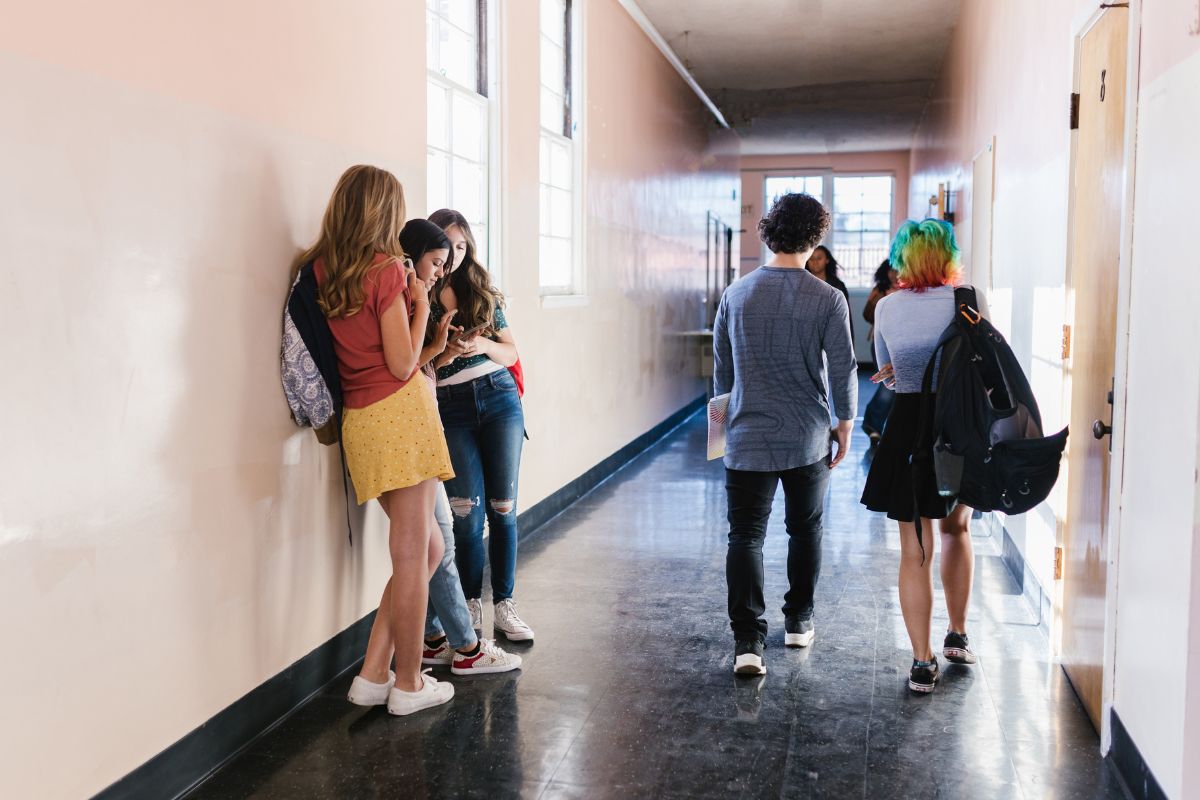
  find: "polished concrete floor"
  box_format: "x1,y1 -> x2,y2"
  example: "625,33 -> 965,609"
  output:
190,386 -> 1128,799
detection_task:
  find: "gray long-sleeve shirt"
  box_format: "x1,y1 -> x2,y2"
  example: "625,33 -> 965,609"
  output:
713,266 -> 858,472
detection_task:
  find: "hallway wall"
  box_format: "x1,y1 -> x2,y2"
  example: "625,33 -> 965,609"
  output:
908,0 -> 1096,640
912,1 -> 1200,796
0,2 -> 735,797
1115,2 -> 1200,796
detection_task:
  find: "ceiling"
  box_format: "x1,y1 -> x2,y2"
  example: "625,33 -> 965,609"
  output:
635,0 -> 963,154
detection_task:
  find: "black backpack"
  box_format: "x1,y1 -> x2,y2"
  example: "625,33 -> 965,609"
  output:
916,287 -> 1068,515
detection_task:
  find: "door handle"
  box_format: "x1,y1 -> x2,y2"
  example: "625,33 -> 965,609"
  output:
1092,420 -> 1112,440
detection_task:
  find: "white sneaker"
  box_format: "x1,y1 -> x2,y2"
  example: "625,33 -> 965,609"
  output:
493,598 -> 534,641
387,670 -> 455,716
422,639 -> 453,667
467,598 -> 483,636
452,638 -> 523,675
347,670 -> 395,706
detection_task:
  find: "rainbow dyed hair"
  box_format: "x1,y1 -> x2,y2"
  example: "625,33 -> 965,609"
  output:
889,219 -> 962,290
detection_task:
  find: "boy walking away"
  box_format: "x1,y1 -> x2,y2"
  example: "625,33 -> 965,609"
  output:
713,193 -> 857,676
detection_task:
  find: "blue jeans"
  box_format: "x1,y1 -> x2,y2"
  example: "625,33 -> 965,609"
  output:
425,484 -> 478,649
862,383 -> 895,435
437,369 -> 525,602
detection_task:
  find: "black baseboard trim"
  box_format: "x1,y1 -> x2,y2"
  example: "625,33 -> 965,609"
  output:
1107,710 -> 1167,800
995,522 -> 1052,634
514,394 -> 706,539
93,611 -> 376,800
93,394 -> 705,800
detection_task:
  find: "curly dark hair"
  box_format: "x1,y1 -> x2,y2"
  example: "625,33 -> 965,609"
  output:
758,193 -> 831,254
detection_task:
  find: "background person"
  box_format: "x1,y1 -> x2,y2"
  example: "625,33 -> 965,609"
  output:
861,260 -> 899,444
306,166 -> 455,716
428,209 -> 533,644
859,219 -> 989,694
714,193 -> 858,677
399,219 -> 522,677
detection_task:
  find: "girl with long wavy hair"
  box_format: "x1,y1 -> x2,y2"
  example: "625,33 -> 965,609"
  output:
398,219 -> 522,677
301,165 -> 456,715
426,209 -> 532,643
860,219 -> 990,694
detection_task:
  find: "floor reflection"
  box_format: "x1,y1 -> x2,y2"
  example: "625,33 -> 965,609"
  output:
190,376 -> 1124,799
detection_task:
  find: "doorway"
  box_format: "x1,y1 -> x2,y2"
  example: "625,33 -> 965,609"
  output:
1060,6 -> 1130,731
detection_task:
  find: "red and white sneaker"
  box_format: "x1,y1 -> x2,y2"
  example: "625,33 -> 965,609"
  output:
451,638 -> 523,675
422,639 -> 453,667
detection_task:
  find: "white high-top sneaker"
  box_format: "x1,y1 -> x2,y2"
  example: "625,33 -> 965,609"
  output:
467,597 -> 483,636
493,598 -> 534,642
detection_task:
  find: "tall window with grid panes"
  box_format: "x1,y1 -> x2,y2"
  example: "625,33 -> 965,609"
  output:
761,174 -> 893,287
831,176 -> 893,287
427,0 -> 491,267
539,0 -> 581,295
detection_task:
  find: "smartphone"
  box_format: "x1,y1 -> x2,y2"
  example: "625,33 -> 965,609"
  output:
448,323 -> 489,344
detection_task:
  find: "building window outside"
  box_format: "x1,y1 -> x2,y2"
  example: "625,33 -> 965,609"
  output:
427,0 -> 492,270
539,0 -> 582,295
761,173 -> 893,288
832,175 -> 893,288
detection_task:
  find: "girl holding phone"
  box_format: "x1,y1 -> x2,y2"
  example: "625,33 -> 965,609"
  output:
305,166 -> 453,716
399,219 -> 522,676
427,209 -> 532,643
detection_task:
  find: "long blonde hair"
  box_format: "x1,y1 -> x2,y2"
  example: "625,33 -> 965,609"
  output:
297,165 -> 408,319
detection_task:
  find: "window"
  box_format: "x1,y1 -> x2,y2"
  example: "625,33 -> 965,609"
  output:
832,176 -> 893,288
764,175 -> 824,208
539,0 -> 582,295
427,0 -> 493,269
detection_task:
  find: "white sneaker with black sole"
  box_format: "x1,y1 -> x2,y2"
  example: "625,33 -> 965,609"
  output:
493,598 -> 534,642
734,640 -> 766,675
388,670 -> 455,716
785,618 -> 815,648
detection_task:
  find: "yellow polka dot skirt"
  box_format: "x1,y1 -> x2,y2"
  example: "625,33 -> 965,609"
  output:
341,379 -> 455,504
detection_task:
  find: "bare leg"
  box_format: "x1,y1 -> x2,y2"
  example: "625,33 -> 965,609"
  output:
939,505 -> 975,634
898,519 -> 937,662
359,480 -> 438,693
359,577 -> 394,684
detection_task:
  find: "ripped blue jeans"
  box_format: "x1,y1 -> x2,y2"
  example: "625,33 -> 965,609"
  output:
436,368 -> 525,602
425,484 -> 478,649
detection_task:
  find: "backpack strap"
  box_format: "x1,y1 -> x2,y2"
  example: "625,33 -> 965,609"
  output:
910,341 -> 946,565
955,286 -> 981,324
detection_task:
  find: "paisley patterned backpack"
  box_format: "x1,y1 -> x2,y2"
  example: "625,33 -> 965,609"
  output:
281,261 -> 343,445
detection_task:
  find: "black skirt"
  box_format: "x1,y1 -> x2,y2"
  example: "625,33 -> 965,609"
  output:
860,393 -> 956,522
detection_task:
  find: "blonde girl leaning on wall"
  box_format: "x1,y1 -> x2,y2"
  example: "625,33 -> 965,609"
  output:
302,165 -> 456,716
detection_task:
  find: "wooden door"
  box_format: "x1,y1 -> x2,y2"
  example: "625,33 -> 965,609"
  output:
1061,8 -> 1128,731
969,138 -> 996,290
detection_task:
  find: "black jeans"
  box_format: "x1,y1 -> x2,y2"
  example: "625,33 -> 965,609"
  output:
726,459 -> 831,643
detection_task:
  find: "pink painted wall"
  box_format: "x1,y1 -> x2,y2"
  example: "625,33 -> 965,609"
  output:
0,1 -> 735,796
912,1 -> 1200,794
908,0 -> 1096,625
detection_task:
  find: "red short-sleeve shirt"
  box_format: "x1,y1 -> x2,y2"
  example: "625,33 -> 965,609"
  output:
315,254 -> 414,409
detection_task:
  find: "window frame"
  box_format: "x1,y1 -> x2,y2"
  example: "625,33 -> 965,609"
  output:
538,0 -> 585,299
759,169 -> 895,289
426,0 -> 504,286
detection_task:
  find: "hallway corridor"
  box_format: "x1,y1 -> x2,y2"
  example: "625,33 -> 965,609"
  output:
189,400 -> 1125,800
